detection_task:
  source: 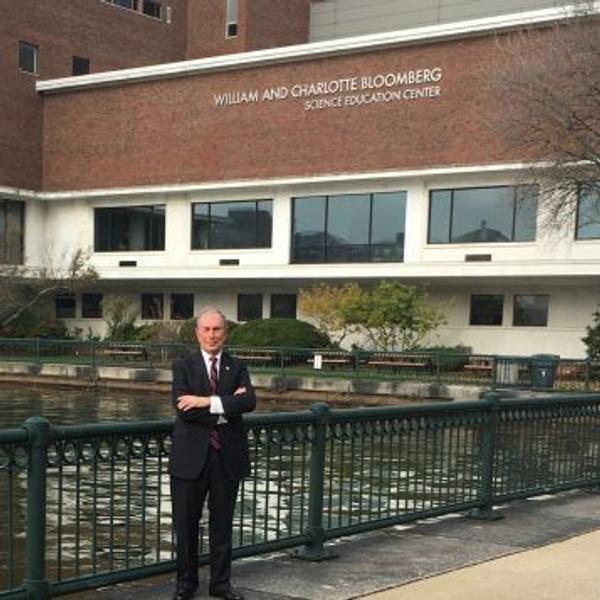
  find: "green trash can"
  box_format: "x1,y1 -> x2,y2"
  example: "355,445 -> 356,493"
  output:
530,354 -> 560,389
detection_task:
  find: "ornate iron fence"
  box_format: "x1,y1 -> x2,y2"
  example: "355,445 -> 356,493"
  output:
1,393 -> 599,598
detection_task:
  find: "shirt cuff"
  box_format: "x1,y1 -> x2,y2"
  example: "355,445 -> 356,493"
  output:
209,395 -> 224,414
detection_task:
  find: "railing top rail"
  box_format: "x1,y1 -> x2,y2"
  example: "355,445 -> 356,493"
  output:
0,427 -> 29,444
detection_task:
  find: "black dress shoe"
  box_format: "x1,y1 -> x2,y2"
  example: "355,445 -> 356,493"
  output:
172,586 -> 196,600
208,586 -> 244,600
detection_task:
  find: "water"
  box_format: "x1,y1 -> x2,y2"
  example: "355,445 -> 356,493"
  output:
0,382 -> 175,427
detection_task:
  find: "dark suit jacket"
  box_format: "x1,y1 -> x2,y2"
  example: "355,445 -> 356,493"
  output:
169,350 -> 256,481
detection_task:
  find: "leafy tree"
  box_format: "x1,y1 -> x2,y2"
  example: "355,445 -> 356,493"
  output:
582,306 -> 600,361
298,283 -> 364,345
354,281 -> 445,352
0,247 -> 97,330
299,281 -> 444,352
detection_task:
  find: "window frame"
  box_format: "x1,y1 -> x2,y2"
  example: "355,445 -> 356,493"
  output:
141,292 -> 164,320
512,294 -> 549,327
191,199 -> 273,250
428,185 -> 538,245
170,293 -> 194,320
469,294 -> 504,326
575,184 -> 600,240
81,292 -> 103,319
226,0 -> 238,38
270,294 -> 297,319
94,204 -> 165,252
237,294 -> 263,322
291,191 -> 406,264
19,41 -> 38,75
72,56 -> 90,76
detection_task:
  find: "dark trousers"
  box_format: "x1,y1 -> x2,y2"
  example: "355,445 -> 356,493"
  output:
171,449 -> 240,592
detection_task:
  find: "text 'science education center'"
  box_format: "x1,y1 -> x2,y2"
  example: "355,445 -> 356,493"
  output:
2,0 -> 600,357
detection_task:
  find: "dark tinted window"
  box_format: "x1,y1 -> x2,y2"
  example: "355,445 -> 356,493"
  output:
94,205 -> 165,252
141,293 -> 163,320
470,295 -> 503,326
429,186 -> 537,244
513,295 -> 549,327
192,200 -> 272,249
82,293 -> 103,318
72,56 -> 90,76
237,294 -> 262,322
55,294 -> 76,319
142,1 -> 161,18
292,191 -> 406,263
271,294 -> 297,319
170,293 -> 194,320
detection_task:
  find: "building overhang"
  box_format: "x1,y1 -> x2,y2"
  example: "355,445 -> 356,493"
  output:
36,4 -> 600,95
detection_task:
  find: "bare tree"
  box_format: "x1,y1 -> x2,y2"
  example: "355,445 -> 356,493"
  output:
485,3 -> 600,227
0,247 -> 97,329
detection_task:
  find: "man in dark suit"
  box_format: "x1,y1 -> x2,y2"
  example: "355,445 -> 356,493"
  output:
170,307 -> 256,600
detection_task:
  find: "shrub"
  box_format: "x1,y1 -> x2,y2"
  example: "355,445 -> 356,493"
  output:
421,344 -> 472,371
227,318 -> 330,349
583,307 -> 600,362
0,309 -> 70,339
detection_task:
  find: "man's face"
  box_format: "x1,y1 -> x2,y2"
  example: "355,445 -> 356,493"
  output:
196,311 -> 226,354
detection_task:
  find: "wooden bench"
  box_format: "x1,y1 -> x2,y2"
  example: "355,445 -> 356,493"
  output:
464,360 -> 494,373
367,359 -> 428,372
307,355 -> 352,370
97,344 -> 148,361
234,352 -> 277,366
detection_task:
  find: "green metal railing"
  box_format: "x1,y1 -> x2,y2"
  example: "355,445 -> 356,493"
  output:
1,393 -> 599,598
1,338 -> 599,391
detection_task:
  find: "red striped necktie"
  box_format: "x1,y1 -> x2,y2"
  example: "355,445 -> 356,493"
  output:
208,354 -> 221,450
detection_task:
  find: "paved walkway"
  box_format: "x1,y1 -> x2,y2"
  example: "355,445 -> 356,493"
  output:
67,490 -> 600,600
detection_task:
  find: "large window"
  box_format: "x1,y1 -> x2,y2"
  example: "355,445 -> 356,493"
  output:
292,191 -> 406,263
170,293 -> 194,320
82,293 -> 103,319
141,293 -> 163,320
576,185 -> 600,240
271,294 -> 297,319
429,186 -> 538,244
192,200 -> 272,250
0,200 -> 25,264
237,294 -> 262,322
513,295 -> 549,327
95,205 -> 165,252
469,295 -> 503,326
19,41 -> 38,75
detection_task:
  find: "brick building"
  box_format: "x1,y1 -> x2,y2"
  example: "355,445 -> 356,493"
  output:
2,1 -> 599,357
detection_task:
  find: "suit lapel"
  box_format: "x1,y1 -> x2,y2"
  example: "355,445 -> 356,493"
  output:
218,352 -> 234,395
192,350 -> 211,394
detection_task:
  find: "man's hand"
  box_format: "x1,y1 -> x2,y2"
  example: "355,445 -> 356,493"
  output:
177,394 -> 210,411
233,386 -> 247,396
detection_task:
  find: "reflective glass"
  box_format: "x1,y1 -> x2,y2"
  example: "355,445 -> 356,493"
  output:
237,294 -> 262,321
191,204 -> 209,249
452,187 -> 513,243
141,293 -> 163,320
293,196 -> 326,263
371,192 -> 406,261
170,293 -> 194,320
470,295 -> 503,325
514,186 -> 538,241
327,194 -> 369,262
271,294 -> 297,319
82,293 -> 103,319
576,186 -> 600,239
513,295 -> 548,326
0,200 -> 24,264
94,206 -> 165,252
429,191 -> 451,243
55,294 -> 76,319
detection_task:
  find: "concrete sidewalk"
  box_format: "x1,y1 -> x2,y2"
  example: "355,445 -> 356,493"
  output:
68,490 -> 600,600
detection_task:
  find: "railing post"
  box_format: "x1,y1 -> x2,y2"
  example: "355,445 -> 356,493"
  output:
491,355 -> 498,390
35,338 -> 41,364
468,390 -> 503,521
585,359 -> 591,392
280,349 -> 285,377
23,417 -> 52,599
293,402 -> 336,561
